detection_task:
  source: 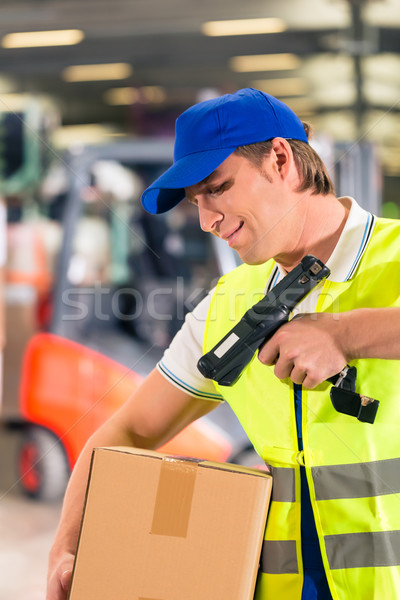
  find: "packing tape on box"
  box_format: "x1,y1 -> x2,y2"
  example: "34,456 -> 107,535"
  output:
150,457 -> 198,538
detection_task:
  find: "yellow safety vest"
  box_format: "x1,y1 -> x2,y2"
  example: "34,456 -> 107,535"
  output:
203,217 -> 400,599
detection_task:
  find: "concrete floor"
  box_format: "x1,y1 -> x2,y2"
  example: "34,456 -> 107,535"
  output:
0,426 -> 62,600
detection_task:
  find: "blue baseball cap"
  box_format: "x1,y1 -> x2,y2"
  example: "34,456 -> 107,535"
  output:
141,87 -> 308,214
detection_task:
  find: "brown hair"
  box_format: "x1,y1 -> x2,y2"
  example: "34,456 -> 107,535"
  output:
234,122 -> 335,196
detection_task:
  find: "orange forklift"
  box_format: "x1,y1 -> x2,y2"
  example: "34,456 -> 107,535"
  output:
3,139 -> 257,501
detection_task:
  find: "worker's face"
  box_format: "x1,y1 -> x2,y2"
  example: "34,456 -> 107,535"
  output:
185,145 -> 307,266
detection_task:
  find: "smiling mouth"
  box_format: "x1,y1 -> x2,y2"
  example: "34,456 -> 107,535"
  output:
224,221 -> 244,245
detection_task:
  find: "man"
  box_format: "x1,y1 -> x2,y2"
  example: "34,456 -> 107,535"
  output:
47,88 -> 400,600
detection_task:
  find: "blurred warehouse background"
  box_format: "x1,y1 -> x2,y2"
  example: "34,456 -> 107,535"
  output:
0,0 -> 399,598
1,0 -> 400,184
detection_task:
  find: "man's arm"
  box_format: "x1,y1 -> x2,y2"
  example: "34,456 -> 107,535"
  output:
339,307 -> 400,360
47,367 -> 216,600
259,308 -> 400,389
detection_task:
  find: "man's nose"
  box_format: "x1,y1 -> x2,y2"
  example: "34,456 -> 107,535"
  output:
197,200 -> 223,233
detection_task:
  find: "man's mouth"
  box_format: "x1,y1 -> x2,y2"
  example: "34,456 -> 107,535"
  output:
222,221 -> 244,246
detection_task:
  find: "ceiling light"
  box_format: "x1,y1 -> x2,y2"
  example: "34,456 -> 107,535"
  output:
0,93 -> 26,111
230,53 -> 300,72
2,29 -> 84,48
202,18 -> 286,37
52,124 -> 121,148
104,88 -> 140,105
63,63 -> 133,82
141,86 -> 166,103
252,78 -> 308,96
104,86 -> 166,105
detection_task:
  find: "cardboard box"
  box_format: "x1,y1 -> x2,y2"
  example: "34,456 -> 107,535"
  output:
69,446 -> 272,600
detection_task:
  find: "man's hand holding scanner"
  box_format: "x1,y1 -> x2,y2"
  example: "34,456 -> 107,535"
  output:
258,312 -> 349,389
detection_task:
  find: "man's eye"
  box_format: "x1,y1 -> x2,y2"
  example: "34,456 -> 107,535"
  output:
210,185 -> 224,196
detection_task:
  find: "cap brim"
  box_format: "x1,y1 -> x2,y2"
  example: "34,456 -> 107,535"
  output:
141,147 -> 236,214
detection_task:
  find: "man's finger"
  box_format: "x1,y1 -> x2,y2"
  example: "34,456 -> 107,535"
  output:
274,358 -> 295,381
258,338 -> 279,365
289,364 -> 307,386
61,569 -> 73,592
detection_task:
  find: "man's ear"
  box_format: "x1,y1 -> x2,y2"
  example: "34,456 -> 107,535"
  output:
270,138 -> 293,181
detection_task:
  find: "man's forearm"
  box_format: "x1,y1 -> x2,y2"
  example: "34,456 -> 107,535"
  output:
49,417 -> 138,562
340,307 -> 400,361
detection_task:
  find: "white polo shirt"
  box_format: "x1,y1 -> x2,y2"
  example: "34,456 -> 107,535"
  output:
157,197 -> 376,401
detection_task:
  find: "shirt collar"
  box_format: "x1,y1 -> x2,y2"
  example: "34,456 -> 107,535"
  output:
324,196 -> 375,282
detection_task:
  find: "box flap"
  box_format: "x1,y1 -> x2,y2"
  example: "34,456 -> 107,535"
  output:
96,446 -> 272,479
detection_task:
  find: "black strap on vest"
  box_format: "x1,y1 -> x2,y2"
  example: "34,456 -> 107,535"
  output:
328,366 -> 379,424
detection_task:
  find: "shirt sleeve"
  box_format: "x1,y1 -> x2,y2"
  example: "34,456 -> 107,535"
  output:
157,287 -> 223,401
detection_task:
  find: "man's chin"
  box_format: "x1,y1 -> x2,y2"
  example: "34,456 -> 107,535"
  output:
237,250 -> 270,266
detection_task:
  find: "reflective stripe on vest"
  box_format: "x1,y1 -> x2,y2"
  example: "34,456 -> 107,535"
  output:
261,540 -> 298,574
203,217 -> 400,600
262,466 -> 299,575
269,466 -> 296,502
312,457 -> 400,500
325,530 -> 400,569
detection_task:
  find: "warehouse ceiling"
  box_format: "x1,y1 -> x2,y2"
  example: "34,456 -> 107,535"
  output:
0,0 -> 399,174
